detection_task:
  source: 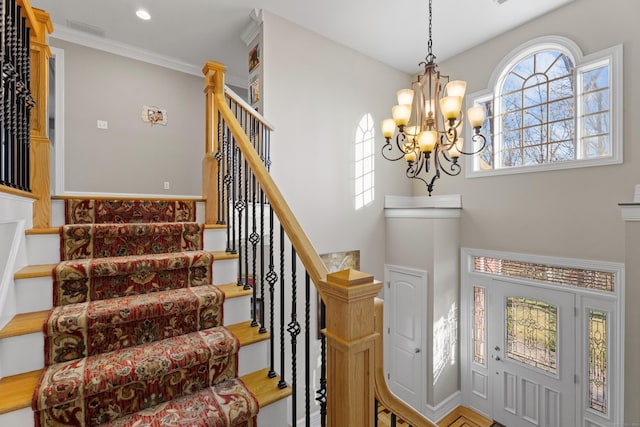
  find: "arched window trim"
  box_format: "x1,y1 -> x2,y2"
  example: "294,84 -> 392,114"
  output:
355,113 -> 375,210
465,36 -> 623,178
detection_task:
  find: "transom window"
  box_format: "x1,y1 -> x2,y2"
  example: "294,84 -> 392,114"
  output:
467,37 -> 622,176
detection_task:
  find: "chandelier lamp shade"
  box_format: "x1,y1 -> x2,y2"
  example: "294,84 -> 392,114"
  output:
381,0 -> 487,196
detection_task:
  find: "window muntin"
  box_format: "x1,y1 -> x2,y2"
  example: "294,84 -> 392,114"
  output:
355,114 -> 375,210
468,39 -> 621,176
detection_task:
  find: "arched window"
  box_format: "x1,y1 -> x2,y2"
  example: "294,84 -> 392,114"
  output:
467,36 -> 622,176
355,114 -> 375,210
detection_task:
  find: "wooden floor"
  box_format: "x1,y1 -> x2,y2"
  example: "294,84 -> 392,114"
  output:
377,405 -> 494,427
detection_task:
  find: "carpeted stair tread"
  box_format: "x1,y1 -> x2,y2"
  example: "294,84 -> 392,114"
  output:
60,222 -> 204,261
33,327 -> 240,426
64,199 -> 197,224
44,285 -> 225,365
53,250 -> 213,305
97,377 -> 259,427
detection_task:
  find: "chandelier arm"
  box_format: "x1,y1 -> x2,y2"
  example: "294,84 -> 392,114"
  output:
455,133 -> 488,156
437,148 -> 462,177
381,133 -> 410,161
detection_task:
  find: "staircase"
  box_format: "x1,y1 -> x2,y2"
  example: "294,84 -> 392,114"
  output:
0,198 -> 290,426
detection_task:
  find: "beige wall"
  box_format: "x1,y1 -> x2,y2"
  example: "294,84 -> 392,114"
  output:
420,0 -> 639,263
424,0 -> 639,422
52,39 -> 204,196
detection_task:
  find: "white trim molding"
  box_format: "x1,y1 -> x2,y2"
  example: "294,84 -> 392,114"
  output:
384,195 -> 462,219
620,204 -> 640,221
49,25 -> 246,87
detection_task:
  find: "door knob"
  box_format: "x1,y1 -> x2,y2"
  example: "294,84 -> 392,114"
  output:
494,346 -> 500,351
495,356 -> 501,361
415,348 -> 421,353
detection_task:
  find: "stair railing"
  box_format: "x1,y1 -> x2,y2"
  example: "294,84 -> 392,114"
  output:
0,0 -> 52,227
203,60 -> 431,427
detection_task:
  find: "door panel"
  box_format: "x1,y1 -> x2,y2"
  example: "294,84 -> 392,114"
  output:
385,266 -> 426,410
489,281 -> 576,427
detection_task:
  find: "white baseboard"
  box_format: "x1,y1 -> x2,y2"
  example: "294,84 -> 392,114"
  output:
425,390 -> 462,423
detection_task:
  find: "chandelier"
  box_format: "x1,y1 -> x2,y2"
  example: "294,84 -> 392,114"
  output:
381,0 -> 486,196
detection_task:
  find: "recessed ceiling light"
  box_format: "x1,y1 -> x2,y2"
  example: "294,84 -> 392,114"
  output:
136,9 -> 151,20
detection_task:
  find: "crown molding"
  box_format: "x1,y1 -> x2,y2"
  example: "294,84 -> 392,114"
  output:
49,24 -> 246,87
241,8 -> 262,47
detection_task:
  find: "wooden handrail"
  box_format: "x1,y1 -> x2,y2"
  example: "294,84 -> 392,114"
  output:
216,95 -> 329,287
374,298 -> 436,426
224,85 -> 275,131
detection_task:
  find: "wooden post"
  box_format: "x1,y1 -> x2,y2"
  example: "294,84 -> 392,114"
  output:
202,61 -> 226,224
318,269 -> 382,426
28,7 -> 53,228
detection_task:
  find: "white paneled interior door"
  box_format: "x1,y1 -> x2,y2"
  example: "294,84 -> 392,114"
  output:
384,265 -> 426,411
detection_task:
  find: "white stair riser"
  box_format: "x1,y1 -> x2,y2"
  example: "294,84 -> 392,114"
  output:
258,398 -> 287,427
212,258 -> 237,285
15,276 -> 52,314
0,333 -> 43,378
203,228 -> 227,251
0,406 -> 31,427
223,294 -> 251,325
26,234 -> 59,265
50,201 -> 206,227
238,340 -> 269,377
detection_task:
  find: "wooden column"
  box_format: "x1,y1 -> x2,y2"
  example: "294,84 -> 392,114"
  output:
28,7 -> 53,228
202,61 -> 226,224
318,269 -> 382,427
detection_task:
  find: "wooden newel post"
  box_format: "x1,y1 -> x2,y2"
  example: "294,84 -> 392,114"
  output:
28,7 -> 53,228
202,61 -> 226,224
319,269 -> 383,426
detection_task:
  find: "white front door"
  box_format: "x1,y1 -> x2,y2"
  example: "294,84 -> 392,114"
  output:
489,281 -> 576,427
384,265 -> 426,411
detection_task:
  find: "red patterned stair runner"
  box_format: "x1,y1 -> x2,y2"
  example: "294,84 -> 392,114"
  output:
60,222 -> 204,260
52,250 -> 213,305
64,199 -> 196,224
99,378 -> 258,427
44,285 -> 225,364
32,198 -> 259,426
33,328 -> 240,426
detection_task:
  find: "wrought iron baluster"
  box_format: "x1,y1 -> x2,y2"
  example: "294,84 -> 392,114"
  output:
316,298 -> 327,427
224,121 -> 233,252
235,146 -> 245,287
0,0 -> 5,186
375,399 -> 379,426
266,204 -> 277,376
391,412 -> 397,426
305,272 -> 311,427
258,185 -> 267,334
249,167 -> 259,326
242,156 -> 250,290
215,118 -> 224,225
288,246 -> 301,427
277,225 -> 287,389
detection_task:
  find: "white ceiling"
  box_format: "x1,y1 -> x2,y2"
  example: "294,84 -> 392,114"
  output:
30,0 -> 573,82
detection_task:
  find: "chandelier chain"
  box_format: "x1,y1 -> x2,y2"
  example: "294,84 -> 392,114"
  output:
427,0 -> 433,58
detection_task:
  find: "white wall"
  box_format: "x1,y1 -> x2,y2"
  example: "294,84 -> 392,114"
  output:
418,0 -> 639,263
262,12 -> 413,282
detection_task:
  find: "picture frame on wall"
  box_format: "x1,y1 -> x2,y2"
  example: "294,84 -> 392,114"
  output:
249,43 -> 260,72
249,75 -> 260,105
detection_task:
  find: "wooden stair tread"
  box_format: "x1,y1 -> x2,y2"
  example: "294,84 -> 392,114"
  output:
217,283 -> 253,298
25,227 -> 58,235
0,369 -> 40,414
14,263 -> 55,280
241,368 -> 292,407
227,321 -> 270,346
0,310 -> 48,338
14,251 -> 236,281
204,223 -> 227,230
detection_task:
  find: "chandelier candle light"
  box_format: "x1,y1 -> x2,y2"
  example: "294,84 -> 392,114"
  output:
381,0 -> 487,196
